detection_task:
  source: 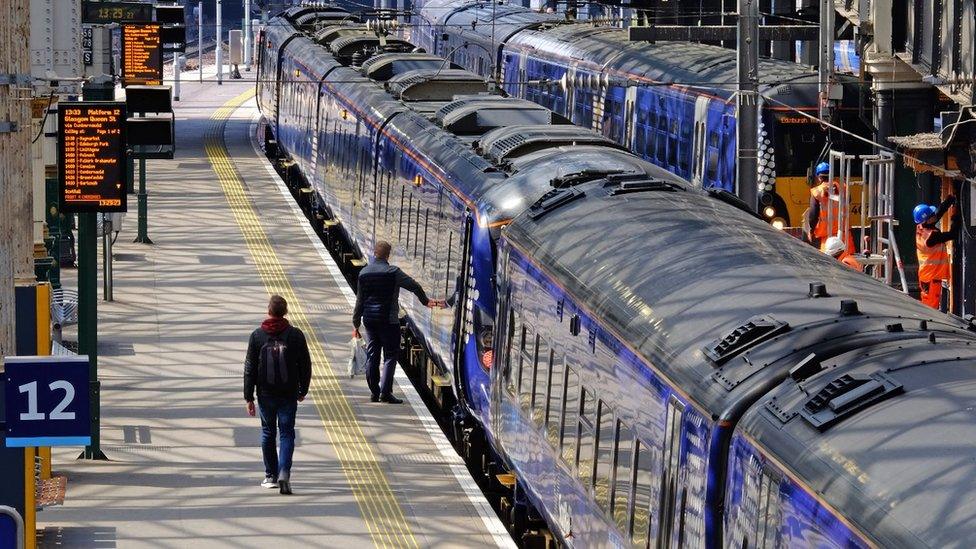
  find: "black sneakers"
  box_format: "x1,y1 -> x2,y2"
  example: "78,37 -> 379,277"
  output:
261,476 -> 278,489
380,395 -> 403,404
279,479 -> 293,495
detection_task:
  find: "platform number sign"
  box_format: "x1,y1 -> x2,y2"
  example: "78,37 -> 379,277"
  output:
3,356 -> 91,447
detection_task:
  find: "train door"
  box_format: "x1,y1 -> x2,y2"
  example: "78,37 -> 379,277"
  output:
450,212 -> 475,408
690,96 -> 710,189
518,54 -> 529,98
656,397 -> 684,548
624,85 -> 638,151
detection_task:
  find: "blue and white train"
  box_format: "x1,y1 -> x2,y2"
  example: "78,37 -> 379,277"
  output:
409,0 -> 873,228
258,6 -> 976,548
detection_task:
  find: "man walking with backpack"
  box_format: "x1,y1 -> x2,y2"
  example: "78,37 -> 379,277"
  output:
244,295 -> 312,495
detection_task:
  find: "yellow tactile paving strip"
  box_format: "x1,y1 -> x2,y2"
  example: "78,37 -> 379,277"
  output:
204,88 -> 419,549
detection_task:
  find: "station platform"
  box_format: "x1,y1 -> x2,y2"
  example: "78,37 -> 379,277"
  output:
37,75 -> 512,548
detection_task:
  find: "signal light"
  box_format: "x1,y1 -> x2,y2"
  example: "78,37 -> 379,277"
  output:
763,206 -> 776,218
771,218 -> 786,230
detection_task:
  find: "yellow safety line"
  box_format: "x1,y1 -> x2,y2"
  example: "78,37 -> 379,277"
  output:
204,88 -> 419,549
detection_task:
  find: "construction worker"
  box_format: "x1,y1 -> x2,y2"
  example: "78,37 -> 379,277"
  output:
807,161 -> 856,254
806,161 -> 833,249
824,236 -> 863,272
914,196 -> 960,310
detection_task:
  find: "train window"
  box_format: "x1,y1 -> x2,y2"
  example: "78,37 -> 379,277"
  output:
532,337 -> 552,426
657,398 -> 684,547
414,201 -> 423,258
613,422 -> 636,534
398,187 -> 406,241
505,309 -> 520,395
679,121 -> 692,174
594,400 -> 616,511
406,195 -> 414,251
384,171 -> 393,226
656,116 -> 667,163
756,470 -> 782,547
561,367 -> 580,465
707,132 -> 720,182
520,329 -> 537,410
577,387 -> 595,487
668,120 -> 679,169
632,440 -> 653,548
546,353 -> 565,445
421,208 -> 430,268
445,231 -> 454,296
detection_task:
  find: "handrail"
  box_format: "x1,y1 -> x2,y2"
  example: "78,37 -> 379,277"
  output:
0,505 -> 24,549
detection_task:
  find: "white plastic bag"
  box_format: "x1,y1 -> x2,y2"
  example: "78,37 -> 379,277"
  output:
347,337 -> 367,378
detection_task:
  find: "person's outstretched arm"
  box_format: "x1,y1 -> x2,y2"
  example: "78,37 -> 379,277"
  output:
395,268 -> 431,306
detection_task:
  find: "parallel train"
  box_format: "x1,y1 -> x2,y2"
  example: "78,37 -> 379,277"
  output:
257,6 -> 976,547
410,0 -> 872,227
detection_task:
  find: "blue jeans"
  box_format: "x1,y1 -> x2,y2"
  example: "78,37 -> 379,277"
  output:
363,322 -> 400,398
257,394 -> 297,480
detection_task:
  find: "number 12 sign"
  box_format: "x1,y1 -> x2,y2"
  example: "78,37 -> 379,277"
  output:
3,356 -> 91,447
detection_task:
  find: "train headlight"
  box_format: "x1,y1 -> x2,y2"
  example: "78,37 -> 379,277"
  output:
763,206 -> 776,218
771,218 -> 786,230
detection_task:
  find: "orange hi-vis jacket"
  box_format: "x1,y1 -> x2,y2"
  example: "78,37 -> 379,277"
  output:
810,183 -> 831,240
916,225 -> 950,283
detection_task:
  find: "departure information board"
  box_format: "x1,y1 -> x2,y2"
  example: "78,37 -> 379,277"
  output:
58,102 -> 127,213
122,24 -> 162,86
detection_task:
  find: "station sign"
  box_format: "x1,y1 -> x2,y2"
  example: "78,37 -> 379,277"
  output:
3,356 -> 92,447
122,23 -> 163,87
58,102 -> 128,213
82,1 -> 153,24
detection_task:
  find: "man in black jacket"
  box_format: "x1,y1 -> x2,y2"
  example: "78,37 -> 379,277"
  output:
244,295 -> 311,494
353,241 -> 444,404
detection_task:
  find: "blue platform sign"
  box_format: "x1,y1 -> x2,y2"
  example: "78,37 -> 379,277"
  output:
3,356 -> 91,447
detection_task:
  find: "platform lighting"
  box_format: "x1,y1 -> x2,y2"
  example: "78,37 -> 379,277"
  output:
413,174 -> 423,186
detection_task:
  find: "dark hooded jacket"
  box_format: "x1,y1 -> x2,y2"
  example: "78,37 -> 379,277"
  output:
244,317 -> 312,401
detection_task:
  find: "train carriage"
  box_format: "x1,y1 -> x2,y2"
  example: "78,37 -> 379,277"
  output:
257,6 -> 976,547
416,1 -> 873,227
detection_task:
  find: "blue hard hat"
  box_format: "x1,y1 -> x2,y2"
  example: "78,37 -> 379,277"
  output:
913,204 -> 937,224
815,162 -> 830,176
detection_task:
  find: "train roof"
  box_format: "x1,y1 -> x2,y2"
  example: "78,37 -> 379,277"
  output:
739,337 -> 976,547
438,1 -> 827,106
500,177 -> 970,416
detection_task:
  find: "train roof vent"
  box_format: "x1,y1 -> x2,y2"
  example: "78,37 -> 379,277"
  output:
528,188 -> 585,220
287,7 -> 355,28
800,372 -> 904,432
330,36 -> 413,61
386,69 -> 489,101
361,53 -> 450,81
476,125 -> 623,164
703,315 -> 790,366
313,25 -> 367,47
436,97 -> 570,135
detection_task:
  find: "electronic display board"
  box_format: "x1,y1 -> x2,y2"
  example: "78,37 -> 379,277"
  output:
58,102 -> 127,213
82,1 -> 153,24
122,23 -> 162,86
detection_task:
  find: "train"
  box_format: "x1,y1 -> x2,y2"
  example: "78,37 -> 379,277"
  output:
256,6 -> 976,548
409,0 -> 873,228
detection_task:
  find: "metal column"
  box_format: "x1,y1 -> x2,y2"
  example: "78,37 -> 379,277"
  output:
198,2 -> 203,83
735,0 -> 760,211
216,0 -> 223,85
243,0 -> 251,70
